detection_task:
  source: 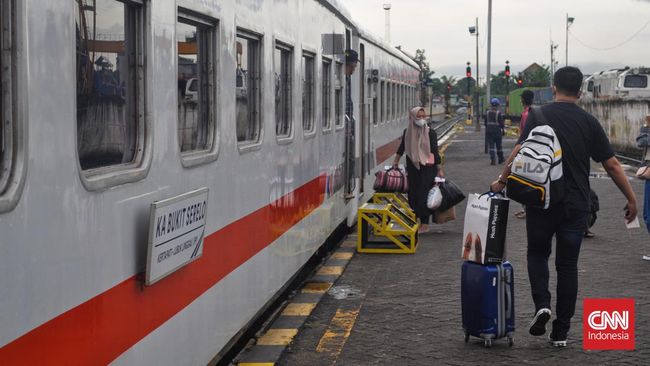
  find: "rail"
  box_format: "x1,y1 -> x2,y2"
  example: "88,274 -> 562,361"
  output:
431,115 -> 464,139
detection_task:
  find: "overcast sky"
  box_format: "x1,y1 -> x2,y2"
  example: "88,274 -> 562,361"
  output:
340,0 -> 650,79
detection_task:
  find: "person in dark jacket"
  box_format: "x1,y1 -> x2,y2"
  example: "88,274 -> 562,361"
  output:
392,107 -> 444,233
485,98 -> 505,165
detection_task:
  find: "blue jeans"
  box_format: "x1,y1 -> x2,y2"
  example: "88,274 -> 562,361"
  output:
525,205 -> 588,337
644,180 -> 650,233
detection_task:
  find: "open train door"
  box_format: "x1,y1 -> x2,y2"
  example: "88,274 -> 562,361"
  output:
358,43 -> 366,195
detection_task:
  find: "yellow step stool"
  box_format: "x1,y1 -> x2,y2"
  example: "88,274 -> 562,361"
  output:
371,193 -> 415,221
357,203 -> 418,254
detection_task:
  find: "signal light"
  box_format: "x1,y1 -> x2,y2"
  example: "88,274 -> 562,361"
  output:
466,66 -> 472,78
517,79 -> 523,86
446,83 -> 452,91
505,65 -> 511,77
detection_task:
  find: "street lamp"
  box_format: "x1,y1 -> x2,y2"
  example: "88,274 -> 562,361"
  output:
565,14 -> 574,66
469,19 -> 480,131
383,4 -> 392,44
466,61 -> 472,124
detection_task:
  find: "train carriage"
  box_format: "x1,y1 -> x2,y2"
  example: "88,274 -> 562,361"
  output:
0,0 -> 420,364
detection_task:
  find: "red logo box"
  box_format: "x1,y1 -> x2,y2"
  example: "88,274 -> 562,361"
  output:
583,298 -> 634,350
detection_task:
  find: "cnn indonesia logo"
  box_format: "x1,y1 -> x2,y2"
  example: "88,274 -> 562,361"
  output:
583,298 -> 634,350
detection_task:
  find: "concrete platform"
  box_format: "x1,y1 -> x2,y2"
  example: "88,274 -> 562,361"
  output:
279,127 -> 650,365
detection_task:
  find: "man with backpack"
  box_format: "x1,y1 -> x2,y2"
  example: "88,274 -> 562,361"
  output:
489,67 -> 638,347
485,98 -> 505,165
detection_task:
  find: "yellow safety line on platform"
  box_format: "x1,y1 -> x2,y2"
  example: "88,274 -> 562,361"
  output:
281,303 -> 317,317
301,282 -> 332,293
239,363 -> 275,366
256,329 -> 298,346
317,266 -> 343,276
331,252 -> 353,260
315,308 -> 360,357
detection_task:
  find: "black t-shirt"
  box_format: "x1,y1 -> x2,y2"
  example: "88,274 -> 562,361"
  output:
517,102 -> 614,212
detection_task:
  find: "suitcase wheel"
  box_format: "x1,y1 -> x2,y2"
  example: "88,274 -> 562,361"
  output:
464,332 -> 469,343
484,339 -> 492,348
507,336 -> 514,347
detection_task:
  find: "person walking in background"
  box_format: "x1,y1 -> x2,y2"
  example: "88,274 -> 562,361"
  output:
393,107 -> 443,234
485,98 -> 505,165
638,116 -> 650,259
490,67 -> 638,348
514,90 -> 535,219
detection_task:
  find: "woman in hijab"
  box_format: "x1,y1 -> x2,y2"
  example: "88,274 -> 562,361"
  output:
392,107 -> 443,233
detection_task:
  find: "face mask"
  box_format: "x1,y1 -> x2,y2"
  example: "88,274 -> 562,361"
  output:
414,119 -> 427,127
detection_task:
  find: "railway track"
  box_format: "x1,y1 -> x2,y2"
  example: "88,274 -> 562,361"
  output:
432,115 -> 465,139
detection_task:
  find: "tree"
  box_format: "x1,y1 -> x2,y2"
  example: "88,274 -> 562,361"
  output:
454,77 -> 476,97
413,49 -> 435,106
519,64 -> 551,87
413,49 -> 434,81
489,71 -> 518,95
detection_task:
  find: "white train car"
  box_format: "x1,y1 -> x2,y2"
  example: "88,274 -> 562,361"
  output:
588,67 -> 650,99
0,0 -> 419,364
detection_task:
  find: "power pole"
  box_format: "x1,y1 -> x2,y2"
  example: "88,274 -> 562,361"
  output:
486,0 -> 493,109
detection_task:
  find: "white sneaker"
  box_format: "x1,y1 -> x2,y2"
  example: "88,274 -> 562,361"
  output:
643,255 -> 650,261
528,308 -> 552,336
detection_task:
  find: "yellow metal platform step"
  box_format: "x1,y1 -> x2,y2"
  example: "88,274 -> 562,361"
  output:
357,202 -> 418,254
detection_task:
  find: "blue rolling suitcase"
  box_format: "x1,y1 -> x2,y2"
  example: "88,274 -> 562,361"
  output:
461,261 -> 515,347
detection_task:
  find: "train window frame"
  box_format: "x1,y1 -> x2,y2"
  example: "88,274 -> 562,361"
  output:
0,0 -> 26,213
321,57 -> 333,133
75,0 -> 152,192
386,81 -> 391,123
391,83 -> 396,121
235,29 -> 263,151
274,40 -> 293,142
371,79 -> 378,126
334,61 -> 344,130
623,74 -> 648,89
379,79 -> 385,124
301,50 -> 316,137
177,8 -> 219,168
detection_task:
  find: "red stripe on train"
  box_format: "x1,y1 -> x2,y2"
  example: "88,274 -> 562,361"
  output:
375,137 -> 401,165
0,175 -> 327,365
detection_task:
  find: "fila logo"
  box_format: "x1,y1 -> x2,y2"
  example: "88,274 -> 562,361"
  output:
587,311 -> 629,330
513,162 -> 545,174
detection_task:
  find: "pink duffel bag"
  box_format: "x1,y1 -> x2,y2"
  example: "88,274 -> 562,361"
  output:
374,167 -> 408,193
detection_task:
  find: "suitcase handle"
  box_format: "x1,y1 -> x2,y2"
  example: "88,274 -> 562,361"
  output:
504,268 -> 513,320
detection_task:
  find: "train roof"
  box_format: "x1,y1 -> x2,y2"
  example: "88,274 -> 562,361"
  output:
317,0 -> 421,70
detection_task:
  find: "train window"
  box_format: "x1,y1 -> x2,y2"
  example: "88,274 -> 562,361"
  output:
391,83 -> 396,120
236,32 -> 261,144
322,58 -> 332,131
274,43 -> 292,138
372,82 -> 378,126
302,52 -> 315,133
379,80 -> 384,123
386,82 -> 391,122
624,75 -> 648,88
177,11 -> 217,158
334,61 -> 344,129
587,80 -> 594,92
76,0 -> 146,172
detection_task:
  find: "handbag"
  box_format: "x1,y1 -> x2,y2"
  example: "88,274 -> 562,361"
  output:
437,180 -> 466,211
373,167 -> 408,193
636,165 -> 650,180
